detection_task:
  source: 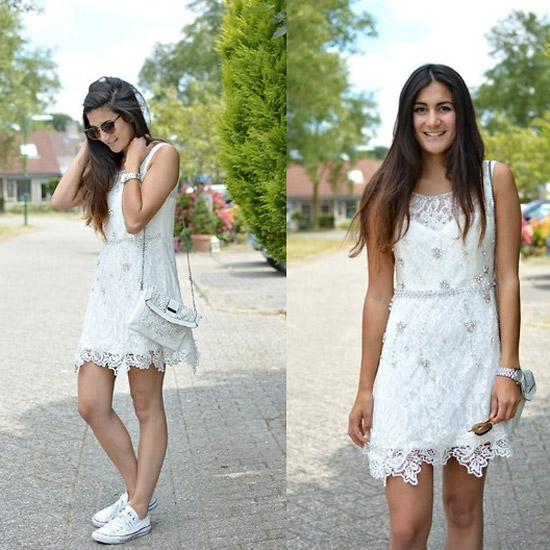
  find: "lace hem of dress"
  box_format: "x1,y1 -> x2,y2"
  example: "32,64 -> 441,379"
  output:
366,439 -> 512,486
75,347 -> 198,376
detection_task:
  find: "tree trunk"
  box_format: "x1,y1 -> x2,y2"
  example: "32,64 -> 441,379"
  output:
311,177 -> 320,230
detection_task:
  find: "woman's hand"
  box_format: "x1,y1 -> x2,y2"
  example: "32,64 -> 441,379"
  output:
490,375 -> 522,423
51,139 -> 89,210
123,136 -> 154,173
348,388 -> 374,447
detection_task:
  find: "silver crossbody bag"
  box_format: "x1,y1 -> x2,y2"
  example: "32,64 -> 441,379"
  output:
128,229 -> 201,351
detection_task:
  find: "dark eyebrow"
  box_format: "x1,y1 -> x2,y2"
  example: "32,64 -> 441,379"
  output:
413,101 -> 454,106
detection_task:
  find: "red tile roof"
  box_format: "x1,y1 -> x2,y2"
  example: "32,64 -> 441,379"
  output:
287,158 -> 382,198
0,130 -> 79,176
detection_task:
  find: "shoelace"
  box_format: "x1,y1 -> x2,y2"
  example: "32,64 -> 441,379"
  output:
106,509 -> 138,533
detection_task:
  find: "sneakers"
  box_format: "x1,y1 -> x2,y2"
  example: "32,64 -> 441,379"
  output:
92,505 -> 151,544
92,491 -> 158,527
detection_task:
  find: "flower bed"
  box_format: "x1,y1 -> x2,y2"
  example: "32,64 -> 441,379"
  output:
521,216 -> 550,257
174,185 -> 234,252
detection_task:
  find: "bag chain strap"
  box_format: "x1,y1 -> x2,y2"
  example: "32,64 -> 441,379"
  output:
140,227 -> 198,313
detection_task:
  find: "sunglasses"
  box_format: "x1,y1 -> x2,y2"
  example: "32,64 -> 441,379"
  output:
84,114 -> 121,140
469,418 -> 493,436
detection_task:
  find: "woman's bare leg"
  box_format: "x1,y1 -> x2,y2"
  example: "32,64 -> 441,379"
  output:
77,362 -> 138,495
386,464 -> 434,550
126,365 -> 167,519
442,458 -> 487,550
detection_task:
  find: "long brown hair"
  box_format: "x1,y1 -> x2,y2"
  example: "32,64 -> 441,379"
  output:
79,77 -> 153,238
349,64 -> 486,265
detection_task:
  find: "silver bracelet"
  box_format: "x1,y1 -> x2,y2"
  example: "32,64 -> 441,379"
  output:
120,171 -> 141,185
496,366 -> 520,382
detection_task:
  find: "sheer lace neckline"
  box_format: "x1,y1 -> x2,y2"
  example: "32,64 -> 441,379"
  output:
412,190 -> 453,198
410,191 -> 455,230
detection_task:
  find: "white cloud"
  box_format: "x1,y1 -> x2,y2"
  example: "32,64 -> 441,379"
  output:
22,0 -> 195,119
354,0 -> 550,145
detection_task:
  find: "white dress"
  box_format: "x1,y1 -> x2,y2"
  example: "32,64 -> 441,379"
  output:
75,143 -> 199,375
367,161 -> 514,486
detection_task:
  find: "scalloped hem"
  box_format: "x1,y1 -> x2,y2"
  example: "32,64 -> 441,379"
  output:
365,439 -> 513,486
75,347 -> 198,376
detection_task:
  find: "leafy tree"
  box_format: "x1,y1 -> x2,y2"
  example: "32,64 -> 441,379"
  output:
482,113 -> 550,201
218,0 -> 286,263
140,0 -> 226,200
287,0 -> 379,228
139,0 -> 226,104
50,112 -> 78,132
150,86 -> 223,184
474,10 -> 550,129
0,1 -> 59,160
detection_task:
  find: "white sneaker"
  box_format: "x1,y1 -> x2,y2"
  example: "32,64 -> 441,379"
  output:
92,505 -> 151,544
92,491 -> 158,527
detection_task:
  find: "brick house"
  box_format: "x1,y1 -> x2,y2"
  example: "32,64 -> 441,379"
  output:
287,158 -> 382,227
0,125 -> 81,207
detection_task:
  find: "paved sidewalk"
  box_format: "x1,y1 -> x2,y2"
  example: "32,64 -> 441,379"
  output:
288,246 -> 550,549
0,215 -> 285,550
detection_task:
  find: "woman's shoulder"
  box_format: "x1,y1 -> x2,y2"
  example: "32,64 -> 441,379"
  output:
487,161 -> 519,211
145,141 -> 179,166
490,161 -> 516,195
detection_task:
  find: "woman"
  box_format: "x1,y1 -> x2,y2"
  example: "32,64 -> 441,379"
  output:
347,64 -> 522,549
52,77 -> 198,544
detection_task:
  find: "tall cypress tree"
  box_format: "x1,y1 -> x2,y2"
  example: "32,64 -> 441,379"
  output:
218,0 -> 286,264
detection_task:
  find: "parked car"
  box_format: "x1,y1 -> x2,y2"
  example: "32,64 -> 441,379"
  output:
521,199 -> 550,222
247,234 -> 286,275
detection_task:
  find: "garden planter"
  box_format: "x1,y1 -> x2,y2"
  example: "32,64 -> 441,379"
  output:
191,234 -> 212,252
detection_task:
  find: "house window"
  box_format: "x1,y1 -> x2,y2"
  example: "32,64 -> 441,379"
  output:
6,179 -> 20,201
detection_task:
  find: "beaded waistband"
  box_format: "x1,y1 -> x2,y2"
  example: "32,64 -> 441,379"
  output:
393,280 -> 495,299
105,232 -> 163,246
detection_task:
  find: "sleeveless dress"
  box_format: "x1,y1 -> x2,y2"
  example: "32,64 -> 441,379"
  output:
366,161 -> 515,486
75,143 -> 199,375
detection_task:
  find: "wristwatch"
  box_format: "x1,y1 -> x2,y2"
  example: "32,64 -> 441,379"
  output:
496,367 -> 537,401
496,366 -> 521,382
120,171 -> 141,184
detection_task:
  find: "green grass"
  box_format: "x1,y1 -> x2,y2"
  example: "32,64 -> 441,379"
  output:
0,225 -> 35,241
287,234 -> 351,262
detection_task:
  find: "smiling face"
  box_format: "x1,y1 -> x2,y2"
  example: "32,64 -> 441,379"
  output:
86,106 -> 135,154
413,80 -> 456,158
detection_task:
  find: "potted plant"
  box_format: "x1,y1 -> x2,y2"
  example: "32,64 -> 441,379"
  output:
189,194 -> 217,251
174,185 -> 235,252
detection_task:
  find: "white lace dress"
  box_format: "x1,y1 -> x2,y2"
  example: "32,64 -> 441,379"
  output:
366,161 -> 515,485
75,142 -> 198,375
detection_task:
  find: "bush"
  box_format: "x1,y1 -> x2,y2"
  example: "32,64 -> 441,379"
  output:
218,0 -> 286,263
339,218 -> 352,230
521,216 -> 550,256
8,202 -> 55,214
318,214 -> 334,229
174,186 -> 234,252
291,211 -> 310,231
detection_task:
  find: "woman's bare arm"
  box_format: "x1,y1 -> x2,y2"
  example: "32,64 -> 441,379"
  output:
348,220 -> 395,447
121,139 -> 180,234
490,162 -> 522,423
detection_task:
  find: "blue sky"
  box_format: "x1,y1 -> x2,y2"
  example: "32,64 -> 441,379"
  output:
23,0 -> 550,147
349,0 -> 550,145
23,0 -> 194,121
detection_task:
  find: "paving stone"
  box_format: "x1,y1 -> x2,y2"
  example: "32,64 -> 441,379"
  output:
0,214 -> 285,550
288,246 -> 550,549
